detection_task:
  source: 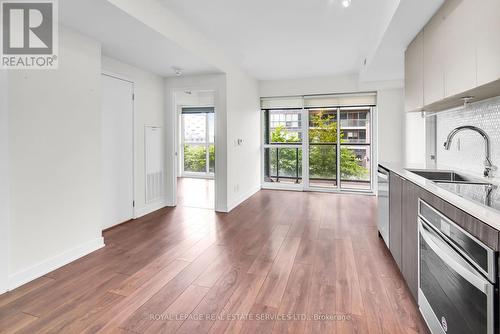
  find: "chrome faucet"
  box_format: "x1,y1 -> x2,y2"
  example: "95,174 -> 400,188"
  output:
443,125 -> 496,177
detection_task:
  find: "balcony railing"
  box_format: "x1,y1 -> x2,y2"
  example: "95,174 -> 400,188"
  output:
265,147 -> 302,183
264,144 -> 370,187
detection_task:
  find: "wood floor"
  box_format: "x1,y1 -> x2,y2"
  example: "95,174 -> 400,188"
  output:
0,190 -> 429,334
177,177 -> 215,210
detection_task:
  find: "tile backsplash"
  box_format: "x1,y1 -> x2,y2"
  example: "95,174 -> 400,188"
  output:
436,96 -> 500,180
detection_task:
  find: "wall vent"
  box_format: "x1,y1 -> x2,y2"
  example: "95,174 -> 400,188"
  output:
145,126 -> 164,204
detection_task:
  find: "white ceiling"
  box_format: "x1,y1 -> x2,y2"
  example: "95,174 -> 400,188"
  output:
58,0 -> 443,81
360,0 -> 445,82
161,0 -> 443,81
59,0 -> 221,77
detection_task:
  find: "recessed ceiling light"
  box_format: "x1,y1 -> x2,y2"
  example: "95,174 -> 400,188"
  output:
342,0 -> 351,8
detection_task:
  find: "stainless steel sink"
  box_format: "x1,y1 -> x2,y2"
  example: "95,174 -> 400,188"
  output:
407,169 -> 475,182
406,169 -> 499,210
406,169 -> 494,186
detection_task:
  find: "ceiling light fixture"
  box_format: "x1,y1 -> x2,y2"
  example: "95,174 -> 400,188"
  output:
172,66 -> 182,77
342,0 -> 351,8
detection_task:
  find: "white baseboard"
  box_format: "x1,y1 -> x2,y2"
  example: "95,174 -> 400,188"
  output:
8,236 -> 104,291
134,198 -> 169,219
224,184 -> 261,213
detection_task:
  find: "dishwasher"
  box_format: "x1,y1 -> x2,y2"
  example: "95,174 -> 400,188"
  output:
377,165 -> 390,247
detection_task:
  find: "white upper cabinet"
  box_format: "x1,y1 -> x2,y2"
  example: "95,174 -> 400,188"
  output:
405,0 -> 500,112
404,31 -> 424,112
423,7 -> 445,106
476,0 -> 500,87
442,0 -> 476,97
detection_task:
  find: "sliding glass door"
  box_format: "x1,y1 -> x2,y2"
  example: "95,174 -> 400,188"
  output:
338,108 -> 371,190
262,101 -> 373,192
181,108 -> 215,177
308,108 -> 337,188
306,107 -> 371,190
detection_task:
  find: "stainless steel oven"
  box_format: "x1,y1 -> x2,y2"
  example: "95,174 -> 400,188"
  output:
418,199 -> 497,334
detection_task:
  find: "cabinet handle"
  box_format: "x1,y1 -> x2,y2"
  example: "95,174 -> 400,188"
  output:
378,172 -> 388,180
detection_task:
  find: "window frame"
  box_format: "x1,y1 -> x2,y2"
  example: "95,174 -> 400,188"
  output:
261,104 -> 375,194
181,112 -> 215,178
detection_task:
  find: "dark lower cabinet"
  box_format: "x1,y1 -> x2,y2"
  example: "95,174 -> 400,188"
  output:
401,180 -> 421,300
389,173 -> 403,270
388,172 -> 419,300
386,170 -> 500,305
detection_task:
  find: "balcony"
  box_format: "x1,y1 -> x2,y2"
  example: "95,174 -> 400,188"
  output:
264,145 -> 370,189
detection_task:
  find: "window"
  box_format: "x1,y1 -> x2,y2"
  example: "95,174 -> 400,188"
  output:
261,94 -> 374,192
181,109 -> 215,176
263,109 -> 302,184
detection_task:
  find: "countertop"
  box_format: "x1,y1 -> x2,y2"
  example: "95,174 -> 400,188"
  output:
379,162 -> 500,231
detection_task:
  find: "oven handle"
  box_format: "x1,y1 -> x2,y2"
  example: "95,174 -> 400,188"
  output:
419,219 -> 491,294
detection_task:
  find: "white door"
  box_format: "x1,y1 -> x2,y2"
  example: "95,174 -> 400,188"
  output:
102,74 -> 134,229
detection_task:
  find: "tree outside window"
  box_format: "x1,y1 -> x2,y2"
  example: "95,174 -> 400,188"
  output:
270,111 -> 368,180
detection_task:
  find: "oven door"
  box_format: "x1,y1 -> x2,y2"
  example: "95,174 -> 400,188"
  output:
418,219 -> 494,334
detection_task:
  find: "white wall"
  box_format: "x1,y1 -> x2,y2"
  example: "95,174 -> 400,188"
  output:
226,72 -> 261,210
7,27 -> 104,289
0,70 -> 9,293
101,56 -> 166,218
404,112 -> 426,164
175,90 -> 215,106
259,73 -> 359,97
377,88 -> 404,163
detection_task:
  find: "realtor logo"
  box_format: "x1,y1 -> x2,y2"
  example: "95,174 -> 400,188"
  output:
1,0 -> 58,69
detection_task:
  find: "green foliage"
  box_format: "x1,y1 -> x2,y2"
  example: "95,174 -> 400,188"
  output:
271,125 -> 300,143
270,111 -> 368,180
184,144 -> 215,173
308,111 -> 340,144
269,148 -> 302,178
208,144 -> 215,172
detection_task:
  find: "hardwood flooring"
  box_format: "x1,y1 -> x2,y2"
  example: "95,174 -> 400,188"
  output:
177,177 -> 215,210
0,190 -> 429,333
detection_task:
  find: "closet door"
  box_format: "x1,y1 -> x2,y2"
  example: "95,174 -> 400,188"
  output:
102,74 -> 134,229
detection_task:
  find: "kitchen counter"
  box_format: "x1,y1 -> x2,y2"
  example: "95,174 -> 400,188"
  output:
379,162 -> 500,231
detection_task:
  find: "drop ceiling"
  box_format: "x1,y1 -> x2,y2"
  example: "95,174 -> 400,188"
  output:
59,0 -> 221,77
160,0 -> 444,81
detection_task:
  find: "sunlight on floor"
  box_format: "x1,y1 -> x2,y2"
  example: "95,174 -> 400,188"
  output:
177,177 -> 215,209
